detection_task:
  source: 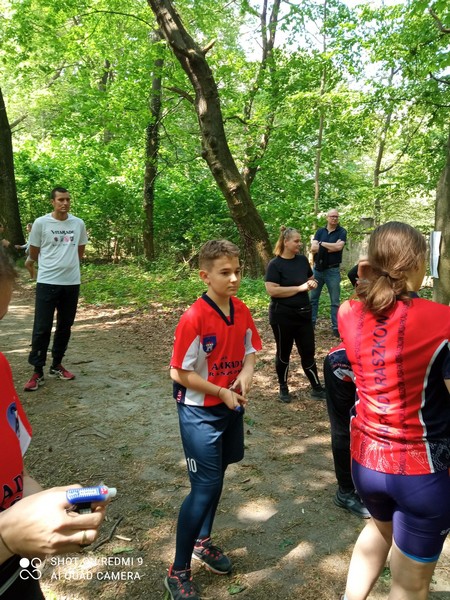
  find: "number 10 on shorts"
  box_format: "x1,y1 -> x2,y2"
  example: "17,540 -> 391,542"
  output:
186,458 -> 197,473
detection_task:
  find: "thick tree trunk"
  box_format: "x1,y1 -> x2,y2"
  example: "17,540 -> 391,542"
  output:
147,0 -> 272,276
433,130 -> 450,305
0,87 -> 23,245
143,35 -> 164,262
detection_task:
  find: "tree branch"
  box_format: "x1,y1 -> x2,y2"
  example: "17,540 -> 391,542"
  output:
77,10 -> 154,28
202,39 -> 216,54
10,114 -> 28,130
379,111 -> 433,175
430,72 -> 450,86
164,86 -> 194,104
429,8 -> 450,34
224,114 -> 249,126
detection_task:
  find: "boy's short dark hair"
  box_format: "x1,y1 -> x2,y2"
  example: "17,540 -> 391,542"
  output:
199,239 -> 240,270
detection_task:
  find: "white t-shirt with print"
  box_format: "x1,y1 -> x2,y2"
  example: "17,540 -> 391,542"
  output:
29,213 -> 88,285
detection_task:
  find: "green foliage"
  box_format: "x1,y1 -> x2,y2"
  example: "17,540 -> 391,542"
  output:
78,260 -> 433,320
2,0 -> 448,257
80,260 -> 271,317
81,261 -> 202,309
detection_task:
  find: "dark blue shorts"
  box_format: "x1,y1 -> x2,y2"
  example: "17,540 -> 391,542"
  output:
352,460 -> 450,562
177,403 -> 245,485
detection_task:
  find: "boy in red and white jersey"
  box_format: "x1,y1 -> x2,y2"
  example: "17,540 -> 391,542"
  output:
165,239 -> 262,600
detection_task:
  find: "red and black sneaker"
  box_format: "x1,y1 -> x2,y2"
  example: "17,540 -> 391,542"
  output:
164,566 -> 200,600
192,538 -> 232,574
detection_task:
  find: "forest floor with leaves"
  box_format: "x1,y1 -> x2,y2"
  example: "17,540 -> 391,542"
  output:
4,275 -> 450,600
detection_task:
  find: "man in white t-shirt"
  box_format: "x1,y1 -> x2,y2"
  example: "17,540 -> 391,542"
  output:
24,187 -> 88,392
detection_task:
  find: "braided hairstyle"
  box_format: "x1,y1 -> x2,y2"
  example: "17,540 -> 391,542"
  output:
356,222 -> 426,316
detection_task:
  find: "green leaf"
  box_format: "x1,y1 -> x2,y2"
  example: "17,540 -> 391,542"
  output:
228,583 -> 246,595
279,538 -> 295,550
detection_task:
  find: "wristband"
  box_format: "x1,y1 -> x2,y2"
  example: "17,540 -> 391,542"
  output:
217,387 -> 223,399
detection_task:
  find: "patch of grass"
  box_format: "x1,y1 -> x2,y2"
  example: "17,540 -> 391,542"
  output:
80,261 -> 270,314
80,262 -> 203,309
80,261 -> 433,317
118,445 -> 132,459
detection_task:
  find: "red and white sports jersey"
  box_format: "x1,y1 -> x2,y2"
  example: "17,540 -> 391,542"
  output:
0,353 -> 32,510
339,298 -> 450,475
171,293 -> 262,407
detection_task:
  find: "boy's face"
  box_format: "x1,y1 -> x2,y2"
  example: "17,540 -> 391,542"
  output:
200,255 -> 241,300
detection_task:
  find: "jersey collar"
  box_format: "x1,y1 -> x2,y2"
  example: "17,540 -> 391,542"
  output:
201,292 -> 235,326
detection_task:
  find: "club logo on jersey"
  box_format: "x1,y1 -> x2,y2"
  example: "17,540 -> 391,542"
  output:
7,403 -> 20,436
202,335 -> 217,354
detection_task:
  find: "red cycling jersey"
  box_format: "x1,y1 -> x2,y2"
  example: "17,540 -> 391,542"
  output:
339,298 -> 450,475
0,353 -> 32,510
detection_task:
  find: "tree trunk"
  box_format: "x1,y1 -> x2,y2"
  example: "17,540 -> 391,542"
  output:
373,67 -> 396,226
143,33 -> 164,261
0,87 -> 24,245
373,108 -> 393,226
433,130 -> 450,305
98,59 -> 114,144
147,0 -> 272,276
242,0 -> 281,190
314,0 -> 328,226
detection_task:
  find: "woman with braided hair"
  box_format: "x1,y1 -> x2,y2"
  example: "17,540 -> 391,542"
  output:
339,222 -> 450,600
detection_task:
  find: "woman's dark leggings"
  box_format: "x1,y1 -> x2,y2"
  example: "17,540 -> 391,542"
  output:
270,320 -> 321,388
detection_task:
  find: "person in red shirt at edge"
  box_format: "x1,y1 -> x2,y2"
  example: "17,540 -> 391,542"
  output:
338,222 -> 450,600
0,251 -> 107,599
164,239 -> 262,600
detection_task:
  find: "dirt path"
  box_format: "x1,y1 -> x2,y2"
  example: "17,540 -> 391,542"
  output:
3,278 -> 450,599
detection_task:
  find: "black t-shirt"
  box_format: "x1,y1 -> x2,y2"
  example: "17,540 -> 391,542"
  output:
265,254 -> 312,310
313,224 -> 347,268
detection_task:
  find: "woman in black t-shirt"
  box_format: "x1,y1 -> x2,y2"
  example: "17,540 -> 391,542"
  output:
265,226 -> 326,403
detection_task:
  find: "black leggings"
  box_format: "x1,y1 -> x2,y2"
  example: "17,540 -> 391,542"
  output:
323,355 -> 356,492
270,319 -> 320,388
173,476 -> 224,571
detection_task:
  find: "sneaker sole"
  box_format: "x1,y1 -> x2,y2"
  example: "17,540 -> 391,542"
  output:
163,577 -> 175,600
164,575 -> 199,599
48,373 -> 75,380
191,553 -> 232,575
